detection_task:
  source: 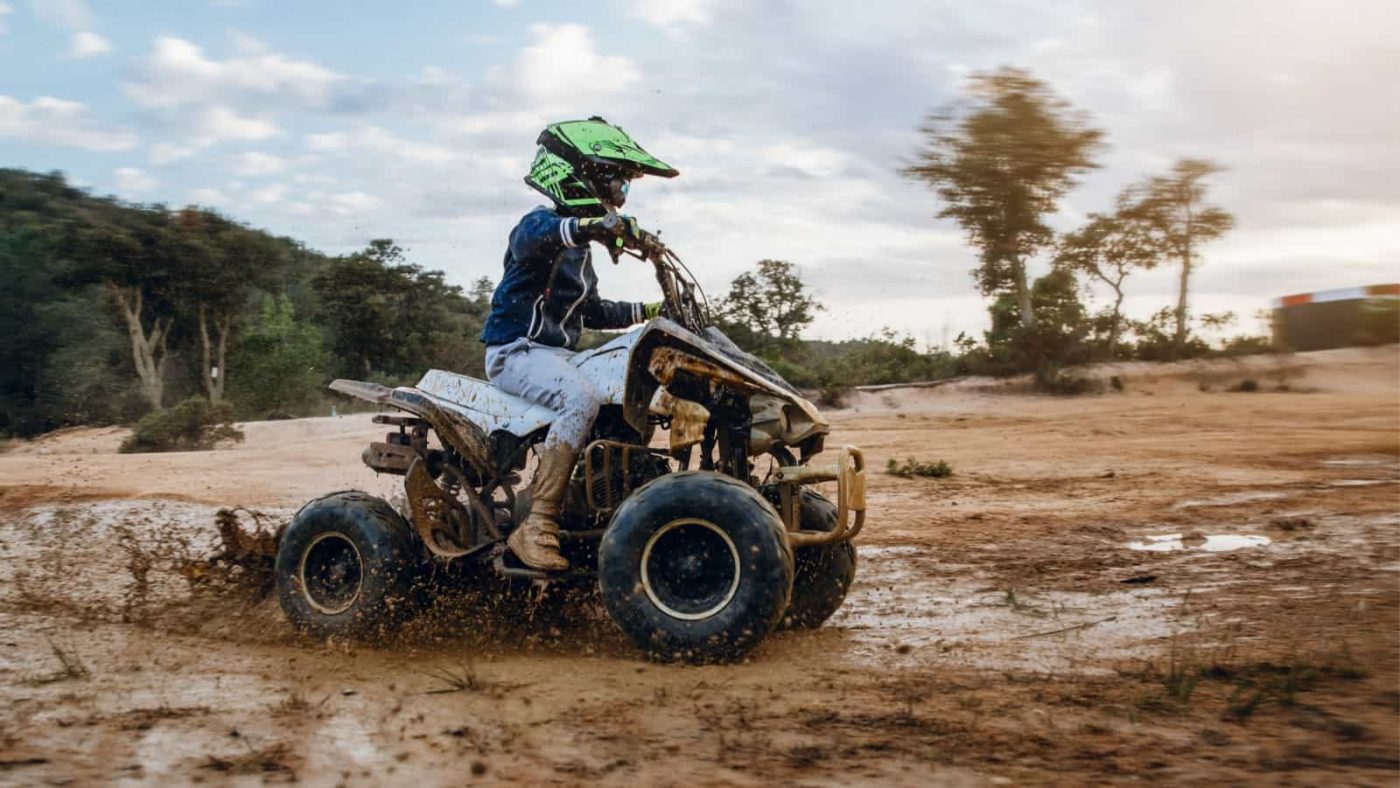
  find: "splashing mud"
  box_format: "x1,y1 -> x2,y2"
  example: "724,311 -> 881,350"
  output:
1126,533 -> 1272,552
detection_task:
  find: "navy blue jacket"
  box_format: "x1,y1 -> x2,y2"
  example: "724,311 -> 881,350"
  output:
480,206 -> 645,349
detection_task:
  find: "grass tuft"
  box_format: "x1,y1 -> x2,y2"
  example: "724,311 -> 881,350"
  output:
886,457 -> 953,479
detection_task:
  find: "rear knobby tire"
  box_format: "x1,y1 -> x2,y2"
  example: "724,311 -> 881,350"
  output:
276,491 -> 421,641
599,472 -> 793,663
763,486 -> 858,629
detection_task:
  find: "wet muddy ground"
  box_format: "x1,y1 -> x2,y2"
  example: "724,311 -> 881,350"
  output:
1,348 -> 1397,785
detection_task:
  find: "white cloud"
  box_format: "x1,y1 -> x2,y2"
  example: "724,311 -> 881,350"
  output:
629,0 -> 713,28
187,187 -> 229,206
0,4 -> 13,35
306,125 -> 459,165
229,30 -> 267,54
488,23 -> 640,108
148,142 -> 196,165
65,30 -> 110,58
124,36 -> 344,110
248,182 -> 287,204
760,141 -> 851,178
113,166 -> 156,195
328,191 -> 383,215
490,0 -> 519,7
0,95 -> 136,150
28,0 -> 92,30
191,105 -> 278,144
231,150 -> 286,176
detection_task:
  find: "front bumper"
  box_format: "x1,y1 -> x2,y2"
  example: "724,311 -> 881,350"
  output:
773,445 -> 867,547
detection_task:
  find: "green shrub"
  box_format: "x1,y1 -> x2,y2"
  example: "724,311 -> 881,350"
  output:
119,397 -> 245,453
886,457 -> 953,479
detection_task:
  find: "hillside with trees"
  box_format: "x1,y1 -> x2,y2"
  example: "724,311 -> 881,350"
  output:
0,169 -> 491,438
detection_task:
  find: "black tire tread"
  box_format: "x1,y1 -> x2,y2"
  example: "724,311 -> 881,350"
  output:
276,490 -> 422,641
600,471 -> 793,663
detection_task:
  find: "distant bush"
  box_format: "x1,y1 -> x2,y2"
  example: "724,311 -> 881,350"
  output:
1219,335 -> 1275,356
1035,368 -> 1103,396
119,396 -> 245,453
1230,378 -> 1260,393
816,384 -> 850,409
886,457 -> 953,479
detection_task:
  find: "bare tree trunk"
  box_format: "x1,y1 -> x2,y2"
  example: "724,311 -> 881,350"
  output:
1172,205 -> 1195,359
216,316 -> 228,403
1172,259 -> 1191,357
1107,284 -> 1125,359
1012,256 -> 1036,328
197,306 -> 230,403
108,283 -> 169,410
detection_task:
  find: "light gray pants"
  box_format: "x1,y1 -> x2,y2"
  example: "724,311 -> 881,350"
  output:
485,338 -> 606,451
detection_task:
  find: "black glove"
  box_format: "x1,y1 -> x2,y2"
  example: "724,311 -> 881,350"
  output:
576,214 -> 663,258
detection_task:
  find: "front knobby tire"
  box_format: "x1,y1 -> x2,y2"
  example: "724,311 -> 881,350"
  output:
763,487 -> 857,629
275,491 -> 422,641
599,472 -> 793,663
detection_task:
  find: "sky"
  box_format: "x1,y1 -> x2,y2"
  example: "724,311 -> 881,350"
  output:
1,0 -> 1396,344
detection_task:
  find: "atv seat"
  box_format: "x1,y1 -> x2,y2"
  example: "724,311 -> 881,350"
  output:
415,369 -> 559,437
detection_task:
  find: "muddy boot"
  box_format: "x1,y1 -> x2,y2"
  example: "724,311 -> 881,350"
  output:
507,443 -> 575,571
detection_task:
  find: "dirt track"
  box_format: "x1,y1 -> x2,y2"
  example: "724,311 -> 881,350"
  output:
1,348 -> 1397,785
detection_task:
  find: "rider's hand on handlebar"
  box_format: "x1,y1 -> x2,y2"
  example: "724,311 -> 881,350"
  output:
614,214 -> 655,250
608,213 -> 666,259
578,212 -> 666,261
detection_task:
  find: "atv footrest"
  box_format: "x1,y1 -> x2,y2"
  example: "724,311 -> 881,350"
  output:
489,544 -> 596,581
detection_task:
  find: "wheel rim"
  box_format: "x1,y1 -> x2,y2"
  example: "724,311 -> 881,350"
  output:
298,532 -> 364,615
640,518 -> 741,621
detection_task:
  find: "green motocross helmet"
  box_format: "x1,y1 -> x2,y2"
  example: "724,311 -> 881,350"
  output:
524,116 -> 678,215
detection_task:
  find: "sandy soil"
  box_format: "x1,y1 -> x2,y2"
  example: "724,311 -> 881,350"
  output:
1,347 -> 1397,786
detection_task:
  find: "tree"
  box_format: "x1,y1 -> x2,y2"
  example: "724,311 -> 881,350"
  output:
985,268 -> 1091,374
903,67 -> 1103,329
1135,159 -> 1234,358
1054,190 -> 1159,358
65,211 -> 185,410
174,209 -> 287,403
717,259 -> 823,352
311,239 -> 481,380
227,295 -> 327,416
0,225 -> 65,435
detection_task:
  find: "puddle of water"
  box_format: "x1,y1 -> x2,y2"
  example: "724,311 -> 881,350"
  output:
316,711 -> 383,767
1173,491 -> 1288,509
809,546 -> 1184,674
1319,455 -> 1397,468
1126,533 -> 1271,552
125,725 -> 226,783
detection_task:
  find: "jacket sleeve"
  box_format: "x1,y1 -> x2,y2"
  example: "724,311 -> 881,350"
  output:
581,290 -> 646,330
507,209 -> 581,264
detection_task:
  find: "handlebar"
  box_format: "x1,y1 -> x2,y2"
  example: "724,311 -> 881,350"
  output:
600,211 -> 710,333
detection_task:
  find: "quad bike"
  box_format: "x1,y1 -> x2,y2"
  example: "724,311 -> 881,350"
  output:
275,223 -> 866,662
